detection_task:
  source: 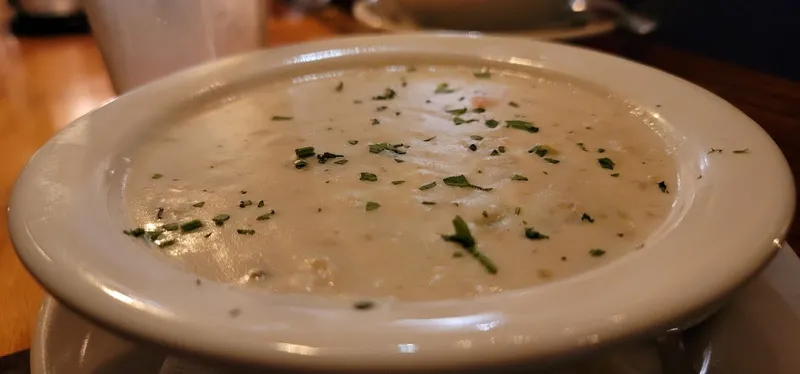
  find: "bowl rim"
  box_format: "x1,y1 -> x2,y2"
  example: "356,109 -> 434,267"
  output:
9,33 -> 795,370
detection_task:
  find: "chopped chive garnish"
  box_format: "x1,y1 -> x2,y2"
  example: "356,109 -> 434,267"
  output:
353,300 -> 375,310
239,200 -> 253,208
156,207 -> 164,220
589,249 -> 606,257
610,173 -> 620,177
511,174 -> 528,181
597,148 -> 606,153
371,118 -> 380,125
434,82 -> 455,94
543,158 -> 560,164
597,157 -> 615,170
192,201 -> 205,208
204,232 -> 212,238
212,214 -> 230,226
334,159 -> 349,165
581,213 -> 595,223
157,239 -> 176,248
348,140 -> 359,145
152,173 -> 164,179
469,144 -> 478,151
240,190 -> 248,195
453,117 -> 477,125
394,158 -> 405,163
442,216 -> 497,274
473,69 -> 491,78
514,207 -> 522,215
446,108 -> 468,115
376,106 -> 388,112
419,182 -> 437,191
295,146 -> 316,159
317,152 -> 344,164
353,100 -> 362,104
452,251 -> 464,258
257,200 -> 265,208
335,81 -> 343,92
442,174 -> 492,191
524,228 -> 549,240
508,101 -> 520,108
180,220 -> 203,232
576,143 -> 588,152
123,228 -> 145,237
708,148 -> 723,154
473,107 -> 486,113
369,142 -> 406,154
372,87 -> 397,100
485,119 -> 499,128
733,148 -> 750,154
294,160 -> 308,169
271,115 -> 293,121
529,145 -> 548,157
163,223 -> 179,231
366,201 -> 380,211
423,136 -> 437,142
490,149 -> 500,156
237,229 -> 255,235
498,146 -> 506,153
360,172 -> 378,182
470,135 -> 484,141
506,120 -> 538,133
256,213 -> 272,221
391,180 -> 406,185
658,181 -> 669,193
422,201 -> 437,205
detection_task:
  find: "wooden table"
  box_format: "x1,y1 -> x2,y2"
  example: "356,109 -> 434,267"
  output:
1,4 -> 799,360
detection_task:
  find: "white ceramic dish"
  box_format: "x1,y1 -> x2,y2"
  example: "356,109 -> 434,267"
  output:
353,0 -> 616,40
9,34 -> 794,371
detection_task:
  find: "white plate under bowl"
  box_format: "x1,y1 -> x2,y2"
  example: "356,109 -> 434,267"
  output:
9,34 -> 794,371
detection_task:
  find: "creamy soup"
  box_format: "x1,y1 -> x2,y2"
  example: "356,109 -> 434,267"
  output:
122,65 -> 676,301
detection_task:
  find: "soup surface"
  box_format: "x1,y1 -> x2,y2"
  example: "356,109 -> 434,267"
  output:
122,65 -> 676,301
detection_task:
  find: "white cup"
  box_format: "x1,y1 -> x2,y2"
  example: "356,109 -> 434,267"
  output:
84,0 -> 268,93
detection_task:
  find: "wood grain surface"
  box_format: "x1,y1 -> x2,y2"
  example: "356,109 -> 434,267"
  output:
1,3 -> 798,358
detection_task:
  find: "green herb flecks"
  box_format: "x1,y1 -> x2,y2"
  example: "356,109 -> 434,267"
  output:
658,181 -> 669,193
256,213 -> 273,220
192,201 -> 205,208
419,181 -> 437,191
473,69 -> 491,79
237,229 -> 256,235
434,82 -> 455,94
470,135 -> 484,141
353,300 -> 375,311
422,201 -> 437,205
446,107 -> 468,115
514,207 -> 522,215
596,148 -> 606,153
317,152 -> 344,164
156,238 -> 176,248
366,201 -> 381,211
589,249 -> 606,257
239,200 -> 253,208
581,213 -> 595,223
391,180 -> 406,185
394,158 -> 405,163
360,172 -> 378,182
353,100 -> 362,104
376,106 -> 388,112
348,140 -> 359,145
257,200 -> 265,208
123,228 -> 145,237
511,174 -> 528,181
371,118 -> 380,125
271,115 -> 293,121
180,220 -> 203,232
442,174 -> 492,191
334,159 -> 349,165
529,145 -> 548,157
610,173 -> 620,177
576,143 -> 588,152
442,216 -> 497,274
212,214 -> 230,226
490,149 -> 500,156
597,157 -> 615,170
469,144 -> 478,151
453,117 -> 477,125
423,136 -> 436,142
151,173 -> 164,180
708,148 -> 723,154
163,223 -> 179,231
524,228 -> 549,240
506,120 -> 539,133
156,207 -> 164,220
508,101 -> 520,108
369,142 -> 406,155
372,87 -> 397,100
733,148 -> 750,154
543,158 -> 560,164
295,146 -> 316,159
485,119 -> 499,128
473,107 -> 486,113
498,146 -> 506,153
335,81 -> 344,92
294,160 -> 308,169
